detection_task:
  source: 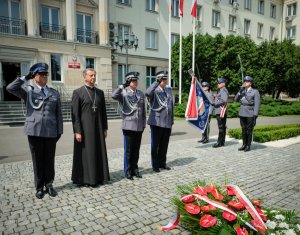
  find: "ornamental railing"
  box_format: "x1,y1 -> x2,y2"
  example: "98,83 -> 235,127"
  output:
0,16 -> 26,35
40,22 -> 66,40
76,28 -> 98,44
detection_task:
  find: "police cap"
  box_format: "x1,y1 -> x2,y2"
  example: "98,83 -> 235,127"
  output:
156,71 -> 168,80
30,63 -> 49,75
201,82 -> 210,87
217,77 -> 227,84
125,71 -> 140,82
244,76 -> 253,82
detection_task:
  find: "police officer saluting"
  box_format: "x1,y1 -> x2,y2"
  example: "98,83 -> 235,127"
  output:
6,63 -> 63,199
146,71 -> 174,172
234,76 -> 260,152
112,72 -> 146,180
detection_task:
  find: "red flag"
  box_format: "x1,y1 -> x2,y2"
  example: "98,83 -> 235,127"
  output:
179,0 -> 184,16
191,0 -> 197,17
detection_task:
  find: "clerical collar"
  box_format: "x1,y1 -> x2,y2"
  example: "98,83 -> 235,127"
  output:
85,83 -> 95,89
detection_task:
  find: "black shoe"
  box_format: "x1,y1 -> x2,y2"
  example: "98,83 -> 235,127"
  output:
198,138 -> 205,143
238,145 -> 246,151
153,168 -> 160,173
244,146 -> 251,152
213,143 -> 223,148
161,165 -> 171,170
202,139 -> 209,144
133,170 -> 142,178
46,186 -> 57,197
35,190 -> 45,199
125,172 -> 134,180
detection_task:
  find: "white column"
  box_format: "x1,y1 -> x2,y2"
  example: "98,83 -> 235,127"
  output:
66,0 -> 76,41
99,0 -> 108,45
26,0 -> 38,36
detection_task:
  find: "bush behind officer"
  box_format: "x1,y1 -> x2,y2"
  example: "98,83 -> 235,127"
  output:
234,76 -> 260,152
6,63 -> 63,199
112,72 -> 146,180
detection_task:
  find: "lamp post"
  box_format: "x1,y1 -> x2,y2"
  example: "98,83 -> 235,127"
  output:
114,32 -> 138,73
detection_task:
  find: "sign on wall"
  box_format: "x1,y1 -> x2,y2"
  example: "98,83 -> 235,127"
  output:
68,55 -> 80,69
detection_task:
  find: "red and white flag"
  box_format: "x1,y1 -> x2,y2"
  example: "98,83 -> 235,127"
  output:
191,0 -> 197,17
179,0 -> 184,16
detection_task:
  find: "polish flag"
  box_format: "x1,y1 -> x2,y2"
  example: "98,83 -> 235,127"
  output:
179,0 -> 184,16
191,0 -> 197,17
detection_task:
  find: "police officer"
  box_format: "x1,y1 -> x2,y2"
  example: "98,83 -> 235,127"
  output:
234,76 -> 260,152
198,82 -> 214,144
213,78 -> 229,148
112,72 -> 146,180
146,71 -> 174,172
6,63 -> 63,199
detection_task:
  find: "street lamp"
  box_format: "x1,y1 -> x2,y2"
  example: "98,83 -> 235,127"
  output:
114,32 -> 138,73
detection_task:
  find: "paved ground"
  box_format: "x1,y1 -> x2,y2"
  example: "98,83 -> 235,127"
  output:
0,130 -> 299,234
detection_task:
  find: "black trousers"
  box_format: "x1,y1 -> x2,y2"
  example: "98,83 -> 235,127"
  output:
123,130 -> 143,175
216,114 -> 227,145
150,125 -> 171,169
240,116 -> 255,146
202,116 -> 212,140
28,136 -> 57,190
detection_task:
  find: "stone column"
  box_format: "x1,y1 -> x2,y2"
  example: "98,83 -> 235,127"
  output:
99,0 -> 108,45
66,0 -> 76,41
26,0 -> 38,36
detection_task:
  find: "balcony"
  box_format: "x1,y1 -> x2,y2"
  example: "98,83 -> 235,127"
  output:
40,23 -> 66,40
0,16 -> 26,36
77,28 -> 98,44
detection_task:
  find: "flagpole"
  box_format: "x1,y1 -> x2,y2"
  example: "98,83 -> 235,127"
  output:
192,17 -> 195,72
168,0 -> 172,86
179,14 -> 182,104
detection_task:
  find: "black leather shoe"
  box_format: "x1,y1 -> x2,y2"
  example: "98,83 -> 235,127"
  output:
198,138 -> 205,143
212,143 -> 223,148
125,173 -> 134,180
35,190 -> 45,199
238,145 -> 246,151
202,139 -> 209,144
153,168 -> 160,173
133,170 -> 142,178
244,146 -> 251,152
46,187 -> 57,197
161,165 -> 171,170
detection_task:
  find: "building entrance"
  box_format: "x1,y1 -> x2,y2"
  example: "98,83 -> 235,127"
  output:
2,62 -> 21,101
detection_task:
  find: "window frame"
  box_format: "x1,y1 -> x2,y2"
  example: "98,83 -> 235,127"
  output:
146,66 -> 156,88
257,23 -> 263,38
244,0 -> 252,10
286,26 -> 296,40
118,64 -> 129,85
117,23 -> 132,41
171,0 -> 179,17
287,3 -> 297,16
171,33 -> 180,46
270,4 -> 276,19
117,0 -> 131,6
269,26 -> 275,41
145,28 -> 158,50
146,0 -> 157,12
244,19 -> 251,35
258,0 -> 264,15
212,10 -> 221,28
86,57 -> 95,69
50,54 -> 62,82
229,15 -> 237,32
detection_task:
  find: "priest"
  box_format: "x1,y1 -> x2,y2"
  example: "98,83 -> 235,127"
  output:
71,68 -> 110,186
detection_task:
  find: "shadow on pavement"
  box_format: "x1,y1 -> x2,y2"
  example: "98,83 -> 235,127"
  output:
171,132 -> 187,136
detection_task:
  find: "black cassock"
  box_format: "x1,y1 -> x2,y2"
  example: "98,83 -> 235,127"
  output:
71,85 -> 110,185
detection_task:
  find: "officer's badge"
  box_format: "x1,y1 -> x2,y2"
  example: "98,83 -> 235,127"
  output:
34,99 -> 38,103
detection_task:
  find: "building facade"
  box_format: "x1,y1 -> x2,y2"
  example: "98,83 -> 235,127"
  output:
0,0 -> 298,102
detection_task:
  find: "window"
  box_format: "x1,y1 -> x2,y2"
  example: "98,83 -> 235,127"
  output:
244,19 -> 251,35
118,24 -> 131,41
229,15 -> 237,31
212,10 -> 220,28
77,13 -> 93,43
86,58 -> 94,69
0,0 -> 20,18
118,64 -> 128,85
172,0 -> 179,17
269,27 -> 275,40
146,66 -> 156,88
257,23 -> 263,38
41,6 -> 60,31
146,29 -> 158,49
286,26 -> 296,40
146,0 -> 157,11
171,34 -> 179,46
244,0 -> 251,10
196,5 -> 202,21
229,0 -> 237,5
270,4 -> 276,18
51,54 -> 61,82
258,0 -> 264,14
117,0 -> 130,5
287,3 -> 297,16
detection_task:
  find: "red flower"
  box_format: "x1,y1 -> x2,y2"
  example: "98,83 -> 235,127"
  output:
199,214 -> 217,228
206,184 -> 215,193
181,195 -> 195,203
222,211 -> 236,222
256,208 -> 268,222
192,186 -> 207,195
201,205 -> 210,212
185,204 -> 201,215
225,186 -> 236,196
211,187 -> 224,200
235,226 -> 249,235
208,204 -> 216,210
228,200 -> 244,210
252,200 -> 261,207
251,220 -> 266,233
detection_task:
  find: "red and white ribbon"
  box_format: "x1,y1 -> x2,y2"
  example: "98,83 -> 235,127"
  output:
158,212 -> 180,231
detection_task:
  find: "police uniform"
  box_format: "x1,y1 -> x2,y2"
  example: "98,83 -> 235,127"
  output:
234,76 -> 260,152
213,78 -> 229,148
112,72 -> 146,180
6,63 -> 63,199
199,82 -> 214,144
146,71 -> 174,172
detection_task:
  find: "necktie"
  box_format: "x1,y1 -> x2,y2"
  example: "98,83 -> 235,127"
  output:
41,87 -> 46,96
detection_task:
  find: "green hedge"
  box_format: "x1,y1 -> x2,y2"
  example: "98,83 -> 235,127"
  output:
174,98 -> 300,118
228,124 -> 300,143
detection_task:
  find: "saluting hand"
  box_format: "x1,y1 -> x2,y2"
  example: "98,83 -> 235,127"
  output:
75,133 -> 82,142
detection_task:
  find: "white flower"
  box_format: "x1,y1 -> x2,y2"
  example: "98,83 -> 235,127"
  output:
271,210 -> 279,214
296,224 -> 300,231
266,220 -> 277,229
275,214 -> 285,220
278,222 -> 289,229
284,229 -> 296,235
